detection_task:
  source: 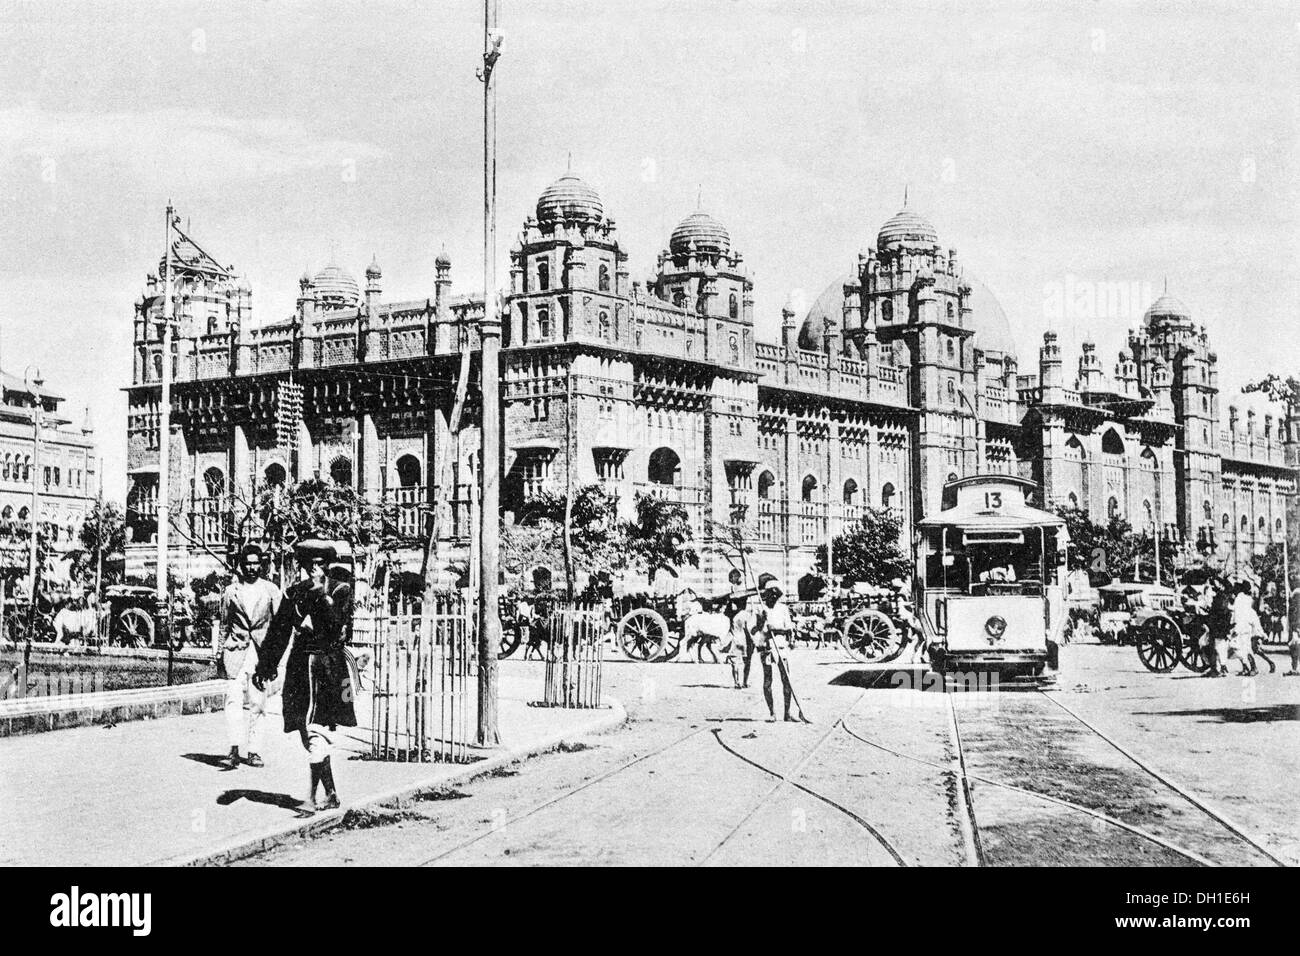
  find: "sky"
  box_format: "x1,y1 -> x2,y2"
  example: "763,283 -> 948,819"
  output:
1,0 -> 1297,501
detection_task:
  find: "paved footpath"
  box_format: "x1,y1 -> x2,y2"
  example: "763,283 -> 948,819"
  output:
0,672 -> 623,866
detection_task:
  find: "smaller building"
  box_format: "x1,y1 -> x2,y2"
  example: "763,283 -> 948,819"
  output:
0,368 -> 99,585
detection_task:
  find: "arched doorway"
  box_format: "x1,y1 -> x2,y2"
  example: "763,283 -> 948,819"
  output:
647,447 -> 681,487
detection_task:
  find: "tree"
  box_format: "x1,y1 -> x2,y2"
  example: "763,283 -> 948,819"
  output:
78,500 -> 126,566
815,506 -> 910,587
1053,506 -> 1182,585
622,493 -> 699,585
502,484 -> 629,597
256,478 -> 395,555
1243,374 -> 1300,407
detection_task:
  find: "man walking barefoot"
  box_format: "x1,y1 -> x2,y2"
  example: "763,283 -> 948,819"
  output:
753,573 -> 796,722
253,539 -> 356,814
216,544 -> 282,769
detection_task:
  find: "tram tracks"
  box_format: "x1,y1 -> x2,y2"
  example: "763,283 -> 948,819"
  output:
419,680 -> 916,867
838,687 -> 1284,867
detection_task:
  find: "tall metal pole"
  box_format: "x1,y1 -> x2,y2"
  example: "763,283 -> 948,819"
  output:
157,204 -> 175,636
477,0 -> 503,746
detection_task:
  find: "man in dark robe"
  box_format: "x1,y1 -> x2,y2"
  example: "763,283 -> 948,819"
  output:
253,539 -> 356,813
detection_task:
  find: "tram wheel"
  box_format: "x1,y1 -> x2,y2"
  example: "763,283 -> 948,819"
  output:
1136,615 -> 1180,673
841,609 -> 900,664
618,608 -> 669,661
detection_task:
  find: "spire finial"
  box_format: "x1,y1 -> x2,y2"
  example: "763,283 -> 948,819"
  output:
1163,276 -> 1168,294
566,151 -> 572,173
697,184 -> 702,210
903,184 -> 909,208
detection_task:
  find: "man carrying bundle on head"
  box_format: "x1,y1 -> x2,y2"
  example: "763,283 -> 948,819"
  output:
216,543 -> 282,769
253,538 -> 356,814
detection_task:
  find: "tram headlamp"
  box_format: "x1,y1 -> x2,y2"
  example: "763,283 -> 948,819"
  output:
985,615 -> 1008,641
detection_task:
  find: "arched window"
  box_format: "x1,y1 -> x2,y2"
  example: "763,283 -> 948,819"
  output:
1101,429 -> 1124,456
396,454 -> 422,488
23,456 -> 31,482
598,311 -> 610,340
203,467 -> 225,497
153,353 -> 163,381
1258,517 -> 1266,533
1068,492 -> 1079,508
537,308 -> 550,339
1065,435 -> 1085,460
946,301 -> 955,321
947,379 -> 957,402
880,299 -> 893,323
946,338 -> 955,360
1108,496 -> 1119,519
1201,396 -> 1209,414
1143,499 -> 1153,524
598,264 -> 610,292
1240,515 -> 1248,531
329,456 -> 353,488
757,471 -> 775,500
1222,513 -> 1230,530
947,472 -> 959,484
1140,447 -> 1158,468
537,259 -> 549,292
647,447 -> 681,487
673,291 -> 687,309
729,293 -> 739,319
843,479 -> 858,505
53,467 -> 60,486
207,316 -> 219,335
801,475 -> 818,502
264,463 -> 287,488
2,454 -> 9,481
1276,518 -> 1283,535
881,482 -> 896,510
1203,501 -> 1212,522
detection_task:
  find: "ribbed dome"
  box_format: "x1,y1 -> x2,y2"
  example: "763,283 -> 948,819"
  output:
876,207 -> 939,251
312,264 -> 360,309
1144,292 -> 1190,325
799,273 -> 1016,358
536,173 -> 604,226
670,210 -> 730,256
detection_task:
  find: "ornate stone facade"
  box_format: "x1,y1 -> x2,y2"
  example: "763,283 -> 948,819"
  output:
123,176 -> 1297,590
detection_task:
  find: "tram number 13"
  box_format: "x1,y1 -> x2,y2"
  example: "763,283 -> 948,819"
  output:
984,492 -> 1003,508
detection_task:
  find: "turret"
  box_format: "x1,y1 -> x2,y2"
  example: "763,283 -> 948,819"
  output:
1039,331 -> 1063,402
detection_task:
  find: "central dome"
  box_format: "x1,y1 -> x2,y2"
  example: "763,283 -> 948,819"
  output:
312,264 -> 360,310
536,173 -> 604,226
876,207 -> 939,251
798,273 -> 1016,357
670,210 -> 730,256
1144,292 -> 1190,326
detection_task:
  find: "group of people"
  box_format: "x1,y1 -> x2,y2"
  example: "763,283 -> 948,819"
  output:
1181,574 -> 1300,678
215,539 -> 358,815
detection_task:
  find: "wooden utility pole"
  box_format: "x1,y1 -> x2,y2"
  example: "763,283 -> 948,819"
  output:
476,0 -> 503,746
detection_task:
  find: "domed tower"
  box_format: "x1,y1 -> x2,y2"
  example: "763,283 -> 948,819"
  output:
312,263 -> 360,312
1139,288 -> 1221,544
649,202 -> 754,366
856,197 -> 979,518
508,168 -> 627,346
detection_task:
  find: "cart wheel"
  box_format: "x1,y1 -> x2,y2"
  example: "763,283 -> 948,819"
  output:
841,609 -> 900,664
499,623 -> 522,659
1136,615 -> 1180,673
116,608 -> 154,648
1177,622 -> 1212,674
658,629 -> 682,662
618,608 -> 669,661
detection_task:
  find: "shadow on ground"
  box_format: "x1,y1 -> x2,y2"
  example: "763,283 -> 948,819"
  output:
1134,704 -> 1300,724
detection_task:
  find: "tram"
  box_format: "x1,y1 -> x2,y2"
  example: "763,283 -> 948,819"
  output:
915,475 -> 1067,678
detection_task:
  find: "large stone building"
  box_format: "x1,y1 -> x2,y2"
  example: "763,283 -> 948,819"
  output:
123,174 -> 1297,590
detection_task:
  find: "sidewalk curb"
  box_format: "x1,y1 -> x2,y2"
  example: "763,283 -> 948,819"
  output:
158,696 -> 628,867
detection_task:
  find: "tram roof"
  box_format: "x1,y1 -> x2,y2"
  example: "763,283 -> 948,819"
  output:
918,498 -> 1067,532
